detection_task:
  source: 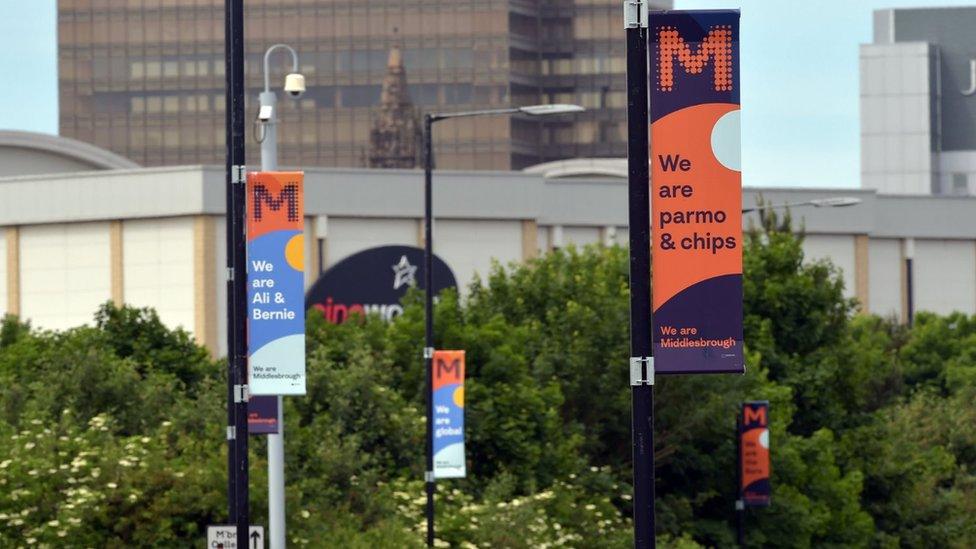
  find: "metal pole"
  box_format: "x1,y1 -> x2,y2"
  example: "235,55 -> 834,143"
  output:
735,410 -> 745,547
225,0 -> 249,540
906,259 -> 915,327
259,91 -> 279,171
626,5 -> 655,548
423,113 -> 436,547
224,0 -> 235,526
258,87 -> 287,549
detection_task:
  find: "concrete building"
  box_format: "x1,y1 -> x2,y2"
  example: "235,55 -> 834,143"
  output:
860,6 -> 976,195
3,156 -> 976,355
57,0 -> 671,170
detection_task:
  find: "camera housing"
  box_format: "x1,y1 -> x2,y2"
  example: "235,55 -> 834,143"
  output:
284,73 -> 306,98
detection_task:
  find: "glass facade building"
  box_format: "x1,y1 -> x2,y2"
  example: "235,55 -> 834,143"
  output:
58,0 -> 671,170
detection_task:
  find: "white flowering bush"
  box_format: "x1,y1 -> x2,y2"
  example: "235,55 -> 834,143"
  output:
383,468 -> 631,549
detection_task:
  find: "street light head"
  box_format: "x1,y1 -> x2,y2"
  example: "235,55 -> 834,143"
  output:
809,197 -> 862,208
283,73 -> 306,98
518,103 -> 585,116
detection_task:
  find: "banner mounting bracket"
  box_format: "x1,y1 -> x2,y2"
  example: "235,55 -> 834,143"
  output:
624,0 -> 648,29
630,356 -> 654,386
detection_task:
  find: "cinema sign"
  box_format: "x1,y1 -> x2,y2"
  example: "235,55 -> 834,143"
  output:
305,245 -> 457,323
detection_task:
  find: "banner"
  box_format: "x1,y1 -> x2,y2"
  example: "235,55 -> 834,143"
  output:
649,10 -> 744,374
432,350 -> 465,479
248,396 -> 278,435
739,401 -> 770,507
246,171 -> 306,395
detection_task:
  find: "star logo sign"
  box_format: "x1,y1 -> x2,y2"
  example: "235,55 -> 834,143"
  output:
392,255 -> 418,290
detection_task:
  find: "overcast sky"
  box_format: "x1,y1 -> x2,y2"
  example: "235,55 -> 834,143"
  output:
2,0 -> 974,188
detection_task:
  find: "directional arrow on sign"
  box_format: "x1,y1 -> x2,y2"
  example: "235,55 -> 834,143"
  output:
207,524 -> 264,548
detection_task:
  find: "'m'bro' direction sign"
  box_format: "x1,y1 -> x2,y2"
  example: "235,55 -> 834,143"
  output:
246,171 -> 306,395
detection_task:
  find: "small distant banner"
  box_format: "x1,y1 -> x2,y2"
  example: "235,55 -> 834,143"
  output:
248,395 -> 278,435
648,10 -> 743,374
432,350 -> 465,479
246,171 -> 306,395
739,401 -> 771,507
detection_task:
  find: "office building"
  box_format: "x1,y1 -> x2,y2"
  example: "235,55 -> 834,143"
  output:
57,0 -> 671,171
861,6 -> 976,195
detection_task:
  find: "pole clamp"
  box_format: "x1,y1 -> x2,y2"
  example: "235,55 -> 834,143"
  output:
425,471 -> 436,482
233,384 -> 250,403
735,499 -> 745,511
226,267 -> 235,281
232,165 -> 246,184
630,356 -> 654,386
624,0 -> 648,29
227,426 -> 236,440
423,347 -> 435,359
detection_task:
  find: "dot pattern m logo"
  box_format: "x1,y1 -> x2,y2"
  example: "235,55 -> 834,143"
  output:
656,25 -> 734,92
252,183 -> 300,222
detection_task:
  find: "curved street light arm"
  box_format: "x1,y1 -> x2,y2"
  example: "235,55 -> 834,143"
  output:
263,43 -> 299,93
742,197 -> 862,213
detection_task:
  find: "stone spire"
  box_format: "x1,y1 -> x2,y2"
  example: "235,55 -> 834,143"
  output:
368,32 -> 421,169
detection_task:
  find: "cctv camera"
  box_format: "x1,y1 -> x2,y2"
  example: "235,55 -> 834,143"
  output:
284,73 -> 306,98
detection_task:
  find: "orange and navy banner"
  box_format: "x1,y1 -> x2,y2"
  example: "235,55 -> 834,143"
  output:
649,10 -> 743,374
739,401 -> 770,507
432,350 -> 465,479
246,171 -> 306,395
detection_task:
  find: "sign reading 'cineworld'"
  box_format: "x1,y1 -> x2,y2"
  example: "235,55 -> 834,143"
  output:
305,245 -> 457,323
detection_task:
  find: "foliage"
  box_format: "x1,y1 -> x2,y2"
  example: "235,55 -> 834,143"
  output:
0,219 -> 975,547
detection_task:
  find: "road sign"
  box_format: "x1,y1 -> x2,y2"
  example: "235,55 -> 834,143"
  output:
207,525 -> 264,549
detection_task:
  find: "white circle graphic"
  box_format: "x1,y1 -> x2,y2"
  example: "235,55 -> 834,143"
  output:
710,109 -> 741,172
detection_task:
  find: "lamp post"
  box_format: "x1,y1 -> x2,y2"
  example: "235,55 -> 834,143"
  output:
224,0 -> 248,541
422,103 -> 584,547
256,43 -> 305,549
740,196 -> 862,214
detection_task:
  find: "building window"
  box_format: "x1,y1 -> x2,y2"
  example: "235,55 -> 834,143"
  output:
952,173 -> 970,195
339,85 -> 381,107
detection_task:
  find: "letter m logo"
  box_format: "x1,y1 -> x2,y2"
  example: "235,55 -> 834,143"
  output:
436,358 -> 462,382
657,25 -> 733,92
252,183 -> 300,222
743,405 -> 766,427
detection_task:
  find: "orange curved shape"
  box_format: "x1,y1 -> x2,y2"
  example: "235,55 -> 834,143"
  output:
651,103 -> 741,310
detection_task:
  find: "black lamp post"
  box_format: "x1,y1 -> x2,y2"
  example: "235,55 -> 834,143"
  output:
421,103 -> 584,547
224,0 -> 249,540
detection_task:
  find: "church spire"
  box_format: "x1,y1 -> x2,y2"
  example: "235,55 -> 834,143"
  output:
369,29 -> 421,169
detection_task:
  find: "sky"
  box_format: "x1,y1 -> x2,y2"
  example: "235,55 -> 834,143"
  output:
1,0 -> 974,188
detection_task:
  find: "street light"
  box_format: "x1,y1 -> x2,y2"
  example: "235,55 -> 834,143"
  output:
256,43 -> 306,549
741,196 -> 862,213
421,103 -> 584,547
257,44 -> 305,171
